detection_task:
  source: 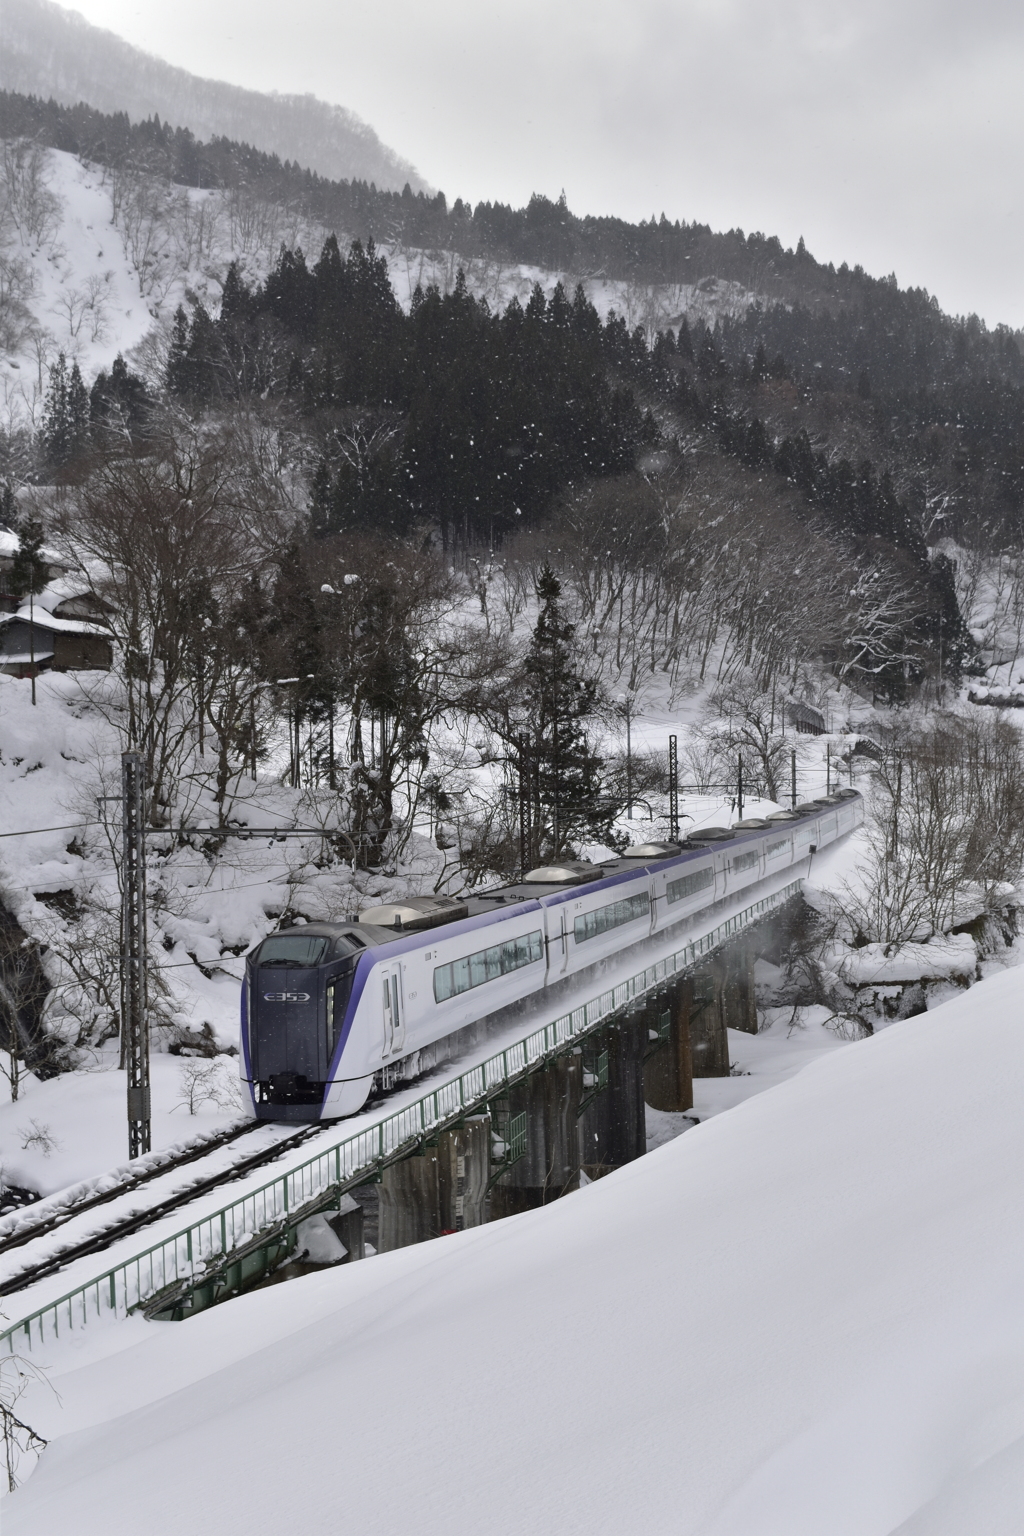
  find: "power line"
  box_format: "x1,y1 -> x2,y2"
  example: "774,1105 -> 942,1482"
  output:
0,820 -> 99,839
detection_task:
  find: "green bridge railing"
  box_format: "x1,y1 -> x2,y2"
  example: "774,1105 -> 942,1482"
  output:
2,880 -> 801,1354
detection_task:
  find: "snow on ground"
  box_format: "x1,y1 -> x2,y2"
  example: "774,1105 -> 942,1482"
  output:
0,666 -> 439,1196
0,1051 -> 240,1197
5,966 -> 1024,1535
1,148 -> 172,422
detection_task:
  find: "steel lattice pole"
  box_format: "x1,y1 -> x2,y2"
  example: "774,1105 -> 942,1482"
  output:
668,734 -> 679,843
121,751 -> 151,1158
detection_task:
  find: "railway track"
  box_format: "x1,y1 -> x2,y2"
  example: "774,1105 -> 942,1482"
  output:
0,1122 -> 257,1257
0,1120 -> 329,1298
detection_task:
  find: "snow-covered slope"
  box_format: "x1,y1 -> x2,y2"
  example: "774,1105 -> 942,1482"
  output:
0,0 -> 427,193
0,668 -> 438,1087
6,967 -> 1024,1534
0,142 -> 756,428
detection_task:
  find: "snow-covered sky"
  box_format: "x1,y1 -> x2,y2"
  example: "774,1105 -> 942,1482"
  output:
56,0 -> 1024,330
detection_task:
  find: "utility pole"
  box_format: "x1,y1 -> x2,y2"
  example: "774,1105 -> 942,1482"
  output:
518,732 -> 530,879
737,753 -> 744,819
121,751 -> 151,1159
791,748 -> 797,809
29,588 -> 36,706
620,694 -> 634,817
668,734 -> 679,843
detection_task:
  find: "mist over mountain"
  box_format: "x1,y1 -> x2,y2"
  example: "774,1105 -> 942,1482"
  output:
0,0 -> 428,193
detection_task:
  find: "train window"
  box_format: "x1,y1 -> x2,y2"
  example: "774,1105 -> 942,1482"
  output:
665,867 -> 714,905
433,930 -> 544,1003
256,935 -> 330,967
766,838 -> 792,859
573,892 -> 650,944
731,850 -> 760,872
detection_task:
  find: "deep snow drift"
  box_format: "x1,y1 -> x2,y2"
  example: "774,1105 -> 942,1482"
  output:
5,966 -> 1023,1535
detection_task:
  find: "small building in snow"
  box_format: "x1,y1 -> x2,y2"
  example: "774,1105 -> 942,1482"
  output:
0,609 -> 113,676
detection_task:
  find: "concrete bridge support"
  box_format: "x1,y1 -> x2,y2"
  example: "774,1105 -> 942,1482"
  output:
489,1053 -> 583,1217
689,960 -> 731,1078
378,1114 -> 493,1249
438,1114 -> 491,1233
579,1011 -> 647,1180
644,979 -> 694,1112
377,1145 -> 441,1251
722,939 -> 758,1035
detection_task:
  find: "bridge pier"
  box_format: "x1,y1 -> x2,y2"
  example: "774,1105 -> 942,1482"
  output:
644,978 -> 694,1112
689,960 -> 731,1077
438,1114 -> 491,1233
722,939 -> 758,1035
489,1054 -> 583,1216
579,1011 -> 647,1180
377,1146 -> 441,1251
378,1115 -> 493,1249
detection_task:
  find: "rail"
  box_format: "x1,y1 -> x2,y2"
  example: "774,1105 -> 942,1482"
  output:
1,880 -> 801,1354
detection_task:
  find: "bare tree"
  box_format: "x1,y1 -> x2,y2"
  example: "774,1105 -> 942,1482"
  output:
696,674 -> 796,801
832,714 -> 1024,948
0,1345 -> 49,1491
49,416 -> 272,822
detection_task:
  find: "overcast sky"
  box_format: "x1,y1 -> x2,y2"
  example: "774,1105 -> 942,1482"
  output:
67,0 -> 1024,327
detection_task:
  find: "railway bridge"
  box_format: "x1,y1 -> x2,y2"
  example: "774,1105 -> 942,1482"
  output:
0,867 -> 814,1355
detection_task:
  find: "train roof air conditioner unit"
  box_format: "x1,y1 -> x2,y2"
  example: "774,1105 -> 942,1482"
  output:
523,861 -> 602,884
357,896 -> 469,932
620,842 -> 683,859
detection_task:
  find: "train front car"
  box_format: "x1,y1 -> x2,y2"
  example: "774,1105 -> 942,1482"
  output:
241,924 -> 366,1122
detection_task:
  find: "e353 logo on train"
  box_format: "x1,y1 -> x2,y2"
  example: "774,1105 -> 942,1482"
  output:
262,991 -> 311,1003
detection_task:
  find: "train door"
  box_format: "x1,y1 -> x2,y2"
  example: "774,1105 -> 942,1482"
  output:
558,910 -> 571,974
381,965 -> 406,1057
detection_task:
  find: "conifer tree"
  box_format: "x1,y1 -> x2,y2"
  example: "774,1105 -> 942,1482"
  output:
166,306 -> 192,395
10,516 -> 49,600
518,567 -> 608,860
0,481 -> 15,532
68,360 -> 89,449
90,354 -> 150,435
41,353 -> 89,470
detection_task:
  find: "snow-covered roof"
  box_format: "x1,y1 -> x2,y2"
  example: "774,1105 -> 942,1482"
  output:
0,528 -> 66,568
0,608 -> 109,638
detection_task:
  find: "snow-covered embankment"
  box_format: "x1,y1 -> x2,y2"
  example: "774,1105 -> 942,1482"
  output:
5,967 -> 1024,1535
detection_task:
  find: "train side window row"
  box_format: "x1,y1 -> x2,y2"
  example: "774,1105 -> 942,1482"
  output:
666,867 -> 714,905
574,892 -> 650,944
433,930 -> 545,1002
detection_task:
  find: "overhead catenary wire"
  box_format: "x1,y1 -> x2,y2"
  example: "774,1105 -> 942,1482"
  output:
0,820 -> 100,838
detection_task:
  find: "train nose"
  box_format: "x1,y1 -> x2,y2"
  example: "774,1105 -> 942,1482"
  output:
268,1071 -> 307,1098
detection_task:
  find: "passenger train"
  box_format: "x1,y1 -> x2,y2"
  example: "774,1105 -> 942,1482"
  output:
240,789 -> 863,1121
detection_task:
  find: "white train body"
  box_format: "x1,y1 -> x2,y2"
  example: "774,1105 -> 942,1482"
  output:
240,791 -> 863,1121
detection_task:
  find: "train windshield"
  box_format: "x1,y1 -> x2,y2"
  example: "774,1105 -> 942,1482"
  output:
255,935 -> 330,968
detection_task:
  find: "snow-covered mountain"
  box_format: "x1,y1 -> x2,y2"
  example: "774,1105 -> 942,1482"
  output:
0,142 -> 756,430
0,0 -> 428,194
